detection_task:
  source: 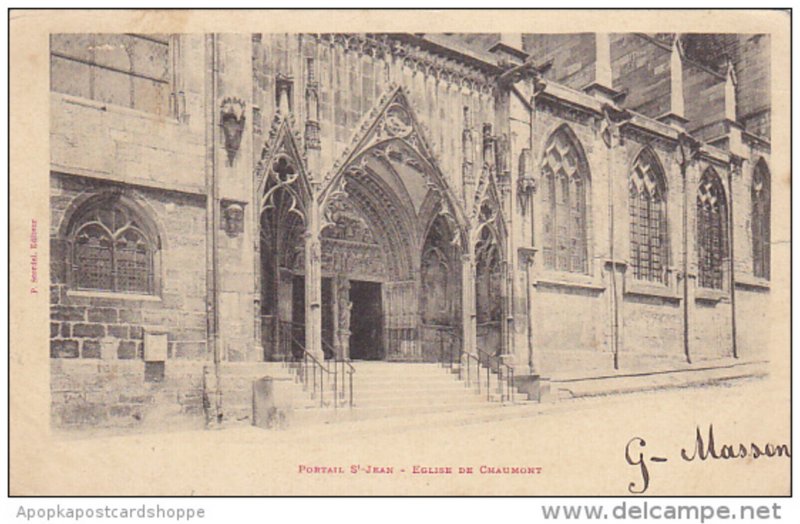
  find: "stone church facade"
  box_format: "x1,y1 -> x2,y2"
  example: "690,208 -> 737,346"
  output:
49,32 -> 772,428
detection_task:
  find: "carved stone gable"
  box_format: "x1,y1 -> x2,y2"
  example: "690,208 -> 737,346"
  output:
257,115 -> 312,221
321,85 -> 469,248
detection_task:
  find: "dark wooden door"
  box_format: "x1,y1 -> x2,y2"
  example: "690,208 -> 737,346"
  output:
349,280 -> 383,360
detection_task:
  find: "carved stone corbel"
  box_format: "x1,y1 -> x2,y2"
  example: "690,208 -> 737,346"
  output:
220,97 -> 246,166
678,132 -> 701,171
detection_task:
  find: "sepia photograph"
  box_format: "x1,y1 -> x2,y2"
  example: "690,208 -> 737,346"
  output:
7,8 -> 792,499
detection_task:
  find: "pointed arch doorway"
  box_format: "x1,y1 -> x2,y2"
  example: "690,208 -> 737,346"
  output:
319,139 -> 462,362
317,87 -> 469,362
258,87 -> 470,363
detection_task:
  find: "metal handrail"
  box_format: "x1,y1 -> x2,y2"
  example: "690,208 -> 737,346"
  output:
463,351 -> 481,395
436,327 -> 461,370
288,334 -> 338,408
321,337 -> 356,408
475,347 -> 515,403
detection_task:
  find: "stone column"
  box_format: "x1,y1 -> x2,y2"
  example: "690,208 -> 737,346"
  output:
601,114 -> 627,370
336,274 -> 351,360
517,248 -> 538,374
678,134 -> 700,364
304,197 -> 324,362
461,250 -> 477,370
330,276 -> 339,358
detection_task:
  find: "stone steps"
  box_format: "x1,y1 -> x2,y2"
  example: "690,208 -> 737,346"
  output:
215,360 -> 515,428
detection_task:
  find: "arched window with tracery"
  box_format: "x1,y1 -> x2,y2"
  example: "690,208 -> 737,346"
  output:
629,148 -> 668,283
697,168 -> 728,290
541,126 -> 589,274
68,195 -> 158,294
752,159 -> 771,280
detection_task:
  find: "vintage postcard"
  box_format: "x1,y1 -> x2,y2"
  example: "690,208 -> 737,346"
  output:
8,9 -> 792,497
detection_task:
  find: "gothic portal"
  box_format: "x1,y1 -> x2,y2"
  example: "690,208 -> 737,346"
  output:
258,89 -> 485,362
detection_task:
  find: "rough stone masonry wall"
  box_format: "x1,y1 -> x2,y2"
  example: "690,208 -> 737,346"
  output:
522,33 -> 597,91
683,62 -> 726,142
734,35 -> 770,140
50,174 -> 209,428
50,360 -> 206,429
611,34 -> 672,119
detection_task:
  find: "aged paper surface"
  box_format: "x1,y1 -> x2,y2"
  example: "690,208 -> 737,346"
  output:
9,9 -> 791,496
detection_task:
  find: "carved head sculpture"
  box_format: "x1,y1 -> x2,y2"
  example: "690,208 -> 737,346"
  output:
222,201 -> 245,237
220,97 -> 246,166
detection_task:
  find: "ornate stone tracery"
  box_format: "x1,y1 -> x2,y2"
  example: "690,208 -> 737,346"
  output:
629,147 -> 668,283
539,124 -> 590,274
697,167 -> 728,290
321,85 -> 469,248
258,117 -> 313,229
317,34 -> 497,95
258,82 -> 494,362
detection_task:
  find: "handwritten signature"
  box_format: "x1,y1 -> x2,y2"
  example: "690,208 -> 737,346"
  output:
625,424 -> 790,494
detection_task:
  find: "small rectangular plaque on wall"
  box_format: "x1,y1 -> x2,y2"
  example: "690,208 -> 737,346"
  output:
143,332 -> 168,362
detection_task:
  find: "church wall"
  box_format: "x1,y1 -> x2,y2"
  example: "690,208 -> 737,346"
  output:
522,33 -> 597,90
507,94 -> 533,370
50,35 -> 208,193
734,35 -> 771,140
732,140 -> 772,361
621,295 -> 684,368
693,300 -> 734,361
684,63 -> 726,142
252,34 -> 497,211
47,32 -> 773,426
610,34 -> 672,119
526,98 -> 610,376
48,34 -> 211,428
49,174 -> 208,427
615,136 -> 686,369
735,287 -> 770,361
214,34 -> 258,362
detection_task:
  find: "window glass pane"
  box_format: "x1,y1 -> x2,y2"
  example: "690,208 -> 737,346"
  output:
91,34 -> 133,73
115,229 -> 151,293
629,151 -> 667,283
540,128 -> 588,273
93,66 -> 132,108
71,200 -> 155,294
50,34 -> 94,61
50,33 -> 170,115
698,171 -> 726,289
128,36 -> 170,81
50,55 -> 92,99
74,224 -> 113,291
